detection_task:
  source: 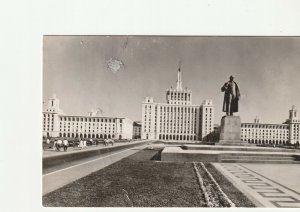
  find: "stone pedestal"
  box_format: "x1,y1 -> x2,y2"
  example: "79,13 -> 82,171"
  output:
219,116 -> 245,146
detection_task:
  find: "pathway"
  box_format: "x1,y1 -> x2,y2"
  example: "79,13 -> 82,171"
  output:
213,163 -> 300,207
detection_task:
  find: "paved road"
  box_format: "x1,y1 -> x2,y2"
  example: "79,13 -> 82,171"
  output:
214,163 -> 300,208
42,144 -> 148,196
43,140 -> 142,158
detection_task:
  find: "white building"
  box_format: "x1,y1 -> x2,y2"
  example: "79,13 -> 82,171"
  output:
42,94 -> 133,139
285,105 -> 300,144
241,105 -> 300,145
141,67 -> 214,142
200,100 -> 214,141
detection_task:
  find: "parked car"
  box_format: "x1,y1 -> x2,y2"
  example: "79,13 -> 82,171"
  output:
68,140 -> 80,147
87,139 -> 98,146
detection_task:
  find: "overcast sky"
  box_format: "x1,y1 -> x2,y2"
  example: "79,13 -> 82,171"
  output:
43,36 -> 300,124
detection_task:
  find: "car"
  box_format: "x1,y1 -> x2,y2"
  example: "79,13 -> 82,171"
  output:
68,140 -> 80,147
87,139 -> 97,146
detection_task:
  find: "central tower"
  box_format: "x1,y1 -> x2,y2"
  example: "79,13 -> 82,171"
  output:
166,65 -> 192,105
141,64 -> 214,142
176,64 -> 183,90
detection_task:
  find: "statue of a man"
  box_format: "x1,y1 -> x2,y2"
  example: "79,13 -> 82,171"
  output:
221,76 -> 240,116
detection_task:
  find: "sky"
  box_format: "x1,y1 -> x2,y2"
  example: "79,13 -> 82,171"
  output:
43,36 -> 300,124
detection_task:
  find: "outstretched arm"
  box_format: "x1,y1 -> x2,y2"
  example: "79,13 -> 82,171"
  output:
221,83 -> 228,92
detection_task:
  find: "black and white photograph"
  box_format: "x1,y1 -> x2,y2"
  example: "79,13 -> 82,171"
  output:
3,1 -> 300,211
42,36 -> 300,207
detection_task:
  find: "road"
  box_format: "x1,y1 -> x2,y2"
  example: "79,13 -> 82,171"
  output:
43,140 -> 143,158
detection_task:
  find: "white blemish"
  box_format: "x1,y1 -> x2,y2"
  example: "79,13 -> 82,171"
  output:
80,40 -> 88,48
107,58 -> 124,73
122,189 -> 133,207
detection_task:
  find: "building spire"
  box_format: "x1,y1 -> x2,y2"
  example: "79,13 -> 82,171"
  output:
176,61 -> 182,90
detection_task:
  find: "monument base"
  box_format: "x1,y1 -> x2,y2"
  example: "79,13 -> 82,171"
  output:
218,115 -> 248,146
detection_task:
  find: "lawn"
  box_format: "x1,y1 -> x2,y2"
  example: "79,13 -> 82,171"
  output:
43,149 -> 206,207
43,148 -> 255,207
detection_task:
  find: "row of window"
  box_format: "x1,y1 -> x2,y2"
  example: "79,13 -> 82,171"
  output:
242,134 -> 289,138
168,101 -> 191,104
242,124 -> 289,129
144,105 -> 198,113
60,122 -> 116,126
158,134 -> 197,141
60,129 -> 115,133
241,129 -> 289,133
167,91 -> 191,97
44,114 -> 54,117
59,117 -> 121,123
168,95 -> 191,101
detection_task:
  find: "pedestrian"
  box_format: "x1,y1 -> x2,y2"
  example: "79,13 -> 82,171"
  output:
63,139 -> 68,152
46,138 -> 50,144
52,141 -> 57,150
56,139 -> 62,151
79,139 -> 84,149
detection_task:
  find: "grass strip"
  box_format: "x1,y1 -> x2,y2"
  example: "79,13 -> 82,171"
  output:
193,163 -> 211,207
205,163 -> 256,207
43,150 -> 206,207
200,163 -> 235,207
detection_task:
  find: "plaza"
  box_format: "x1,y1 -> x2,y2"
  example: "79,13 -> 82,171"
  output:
42,141 -> 300,207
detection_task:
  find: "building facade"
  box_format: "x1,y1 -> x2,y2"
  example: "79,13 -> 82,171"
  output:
141,67 -> 214,142
42,94 -> 133,139
133,121 -> 142,139
241,106 -> 300,145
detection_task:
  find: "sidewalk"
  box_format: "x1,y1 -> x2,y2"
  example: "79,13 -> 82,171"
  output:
43,140 -> 151,170
213,163 -> 300,207
43,140 -> 144,158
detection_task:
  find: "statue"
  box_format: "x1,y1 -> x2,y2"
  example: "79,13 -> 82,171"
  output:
221,76 -> 240,116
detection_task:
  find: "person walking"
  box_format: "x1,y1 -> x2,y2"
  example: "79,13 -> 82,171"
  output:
63,139 -> 68,152
56,139 -> 63,151
79,139 -> 84,150
83,140 -> 87,149
52,141 -> 57,150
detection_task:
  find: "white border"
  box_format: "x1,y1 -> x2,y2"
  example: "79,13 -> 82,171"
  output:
1,0 -> 300,212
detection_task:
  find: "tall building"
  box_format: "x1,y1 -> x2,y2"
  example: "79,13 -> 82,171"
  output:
286,105 -> 300,144
241,105 -> 300,145
141,67 -> 214,142
42,95 -> 133,139
200,100 -> 214,141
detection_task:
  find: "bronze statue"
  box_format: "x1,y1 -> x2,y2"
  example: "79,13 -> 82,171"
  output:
221,76 -> 240,116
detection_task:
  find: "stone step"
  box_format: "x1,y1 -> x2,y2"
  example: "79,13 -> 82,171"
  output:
221,155 -> 300,161
220,152 -> 300,157
221,156 -> 296,161
183,145 -> 298,153
221,159 -> 300,164
218,141 -> 250,146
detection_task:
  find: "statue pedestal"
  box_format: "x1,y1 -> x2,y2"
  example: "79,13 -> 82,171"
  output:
218,116 -> 246,146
